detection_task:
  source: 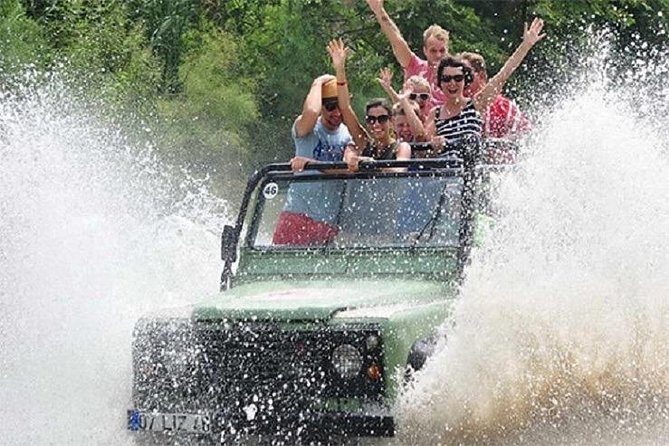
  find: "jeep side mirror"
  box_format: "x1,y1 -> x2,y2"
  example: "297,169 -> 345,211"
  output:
221,225 -> 237,263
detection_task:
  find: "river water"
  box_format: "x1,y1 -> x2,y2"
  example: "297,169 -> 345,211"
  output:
1,44 -> 669,446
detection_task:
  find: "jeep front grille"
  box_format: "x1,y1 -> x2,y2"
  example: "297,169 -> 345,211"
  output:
132,319 -> 385,412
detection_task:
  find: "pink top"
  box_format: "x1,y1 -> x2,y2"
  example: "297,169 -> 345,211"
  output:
403,52 -> 445,107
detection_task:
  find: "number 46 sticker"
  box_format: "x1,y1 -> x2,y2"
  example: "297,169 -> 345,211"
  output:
263,182 -> 279,199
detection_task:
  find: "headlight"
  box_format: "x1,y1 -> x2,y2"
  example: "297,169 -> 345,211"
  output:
331,344 -> 363,380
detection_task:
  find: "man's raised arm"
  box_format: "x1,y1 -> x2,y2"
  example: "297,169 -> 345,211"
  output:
294,74 -> 334,138
367,0 -> 413,68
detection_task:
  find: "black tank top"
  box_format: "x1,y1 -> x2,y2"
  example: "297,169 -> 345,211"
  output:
362,141 -> 399,160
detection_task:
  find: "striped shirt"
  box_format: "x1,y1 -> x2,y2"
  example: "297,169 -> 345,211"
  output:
434,100 -> 483,146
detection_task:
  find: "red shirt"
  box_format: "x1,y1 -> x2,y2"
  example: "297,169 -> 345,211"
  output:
484,95 -> 530,139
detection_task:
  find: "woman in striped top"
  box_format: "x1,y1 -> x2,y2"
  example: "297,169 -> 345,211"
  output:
425,18 -> 546,159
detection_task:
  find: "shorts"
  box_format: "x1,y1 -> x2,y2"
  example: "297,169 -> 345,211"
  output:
272,211 -> 339,246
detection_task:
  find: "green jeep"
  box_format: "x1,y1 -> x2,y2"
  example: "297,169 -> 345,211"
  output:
127,148 -> 493,444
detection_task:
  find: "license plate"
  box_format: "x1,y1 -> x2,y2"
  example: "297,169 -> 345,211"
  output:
128,410 -> 211,434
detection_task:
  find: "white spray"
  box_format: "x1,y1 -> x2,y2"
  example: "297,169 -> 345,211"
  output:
396,41 -> 669,446
0,73 -> 228,445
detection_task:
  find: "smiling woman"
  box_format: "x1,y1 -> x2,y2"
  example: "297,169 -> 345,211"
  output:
326,38 -> 411,171
425,18 -> 546,157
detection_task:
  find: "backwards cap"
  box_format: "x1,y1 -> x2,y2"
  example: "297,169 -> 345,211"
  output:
322,78 -> 338,100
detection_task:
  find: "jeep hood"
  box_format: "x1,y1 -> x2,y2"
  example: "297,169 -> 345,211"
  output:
193,280 -> 453,322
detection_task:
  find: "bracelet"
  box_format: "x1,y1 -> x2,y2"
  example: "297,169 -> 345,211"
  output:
337,81 -> 347,86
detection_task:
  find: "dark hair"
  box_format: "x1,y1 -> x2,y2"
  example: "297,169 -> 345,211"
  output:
365,98 -> 393,116
437,56 -> 474,86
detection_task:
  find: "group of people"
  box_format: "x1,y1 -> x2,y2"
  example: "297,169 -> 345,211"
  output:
273,1 -> 545,245
290,0 -> 544,173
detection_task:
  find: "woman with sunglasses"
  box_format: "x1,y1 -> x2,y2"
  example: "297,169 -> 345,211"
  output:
327,39 -> 411,171
425,18 -> 545,157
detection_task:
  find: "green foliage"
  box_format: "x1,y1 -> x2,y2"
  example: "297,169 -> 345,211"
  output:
18,0 -> 162,107
239,2 -> 333,118
200,0 -> 282,35
180,25 -> 258,129
125,0 -> 200,93
0,0 -> 48,74
65,2 -> 162,106
152,25 -> 259,193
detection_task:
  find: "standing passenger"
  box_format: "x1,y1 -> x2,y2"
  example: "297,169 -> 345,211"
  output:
378,68 -> 434,122
367,0 -> 450,107
460,52 -> 531,140
326,39 -> 411,171
272,75 -> 354,246
288,75 -> 353,171
392,100 -> 422,143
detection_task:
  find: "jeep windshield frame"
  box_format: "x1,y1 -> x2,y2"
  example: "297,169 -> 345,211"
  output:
221,159 -> 479,289
248,168 -> 465,250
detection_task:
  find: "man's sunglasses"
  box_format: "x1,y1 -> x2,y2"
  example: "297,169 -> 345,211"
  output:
409,93 -> 430,101
323,101 -> 339,111
441,74 -> 465,83
365,114 -> 390,125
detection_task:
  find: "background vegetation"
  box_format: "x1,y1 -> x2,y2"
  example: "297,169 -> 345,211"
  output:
2,0 -> 668,196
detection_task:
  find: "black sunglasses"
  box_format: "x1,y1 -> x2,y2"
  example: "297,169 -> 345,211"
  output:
441,74 -> 465,83
323,101 -> 339,111
365,114 -> 390,125
409,93 -> 430,101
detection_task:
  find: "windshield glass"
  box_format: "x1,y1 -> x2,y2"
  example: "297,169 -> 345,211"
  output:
249,173 -> 464,249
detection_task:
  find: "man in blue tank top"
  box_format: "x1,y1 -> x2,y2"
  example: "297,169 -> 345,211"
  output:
273,75 -> 353,246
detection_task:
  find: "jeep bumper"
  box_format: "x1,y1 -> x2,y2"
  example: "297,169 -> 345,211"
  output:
127,408 -> 394,438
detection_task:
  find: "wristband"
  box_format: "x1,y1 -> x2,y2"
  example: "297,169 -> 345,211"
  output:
337,81 -> 347,86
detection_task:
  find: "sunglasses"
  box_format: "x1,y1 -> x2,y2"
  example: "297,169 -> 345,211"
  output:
441,74 -> 465,83
323,101 -> 339,112
409,93 -> 430,101
365,114 -> 390,125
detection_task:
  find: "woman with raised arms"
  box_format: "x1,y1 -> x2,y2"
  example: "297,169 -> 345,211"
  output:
425,18 -> 545,157
327,38 -> 411,171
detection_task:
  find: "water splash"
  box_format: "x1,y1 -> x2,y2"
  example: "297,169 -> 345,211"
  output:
395,39 -> 669,445
0,71 -> 228,445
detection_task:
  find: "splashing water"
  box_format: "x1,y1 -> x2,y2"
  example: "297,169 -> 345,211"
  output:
3,38 -> 669,446
395,46 -> 669,445
0,73 -> 228,445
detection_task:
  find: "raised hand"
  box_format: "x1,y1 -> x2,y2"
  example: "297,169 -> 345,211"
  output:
327,38 -> 348,70
523,18 -> 546,47
376,67 -> 393,90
